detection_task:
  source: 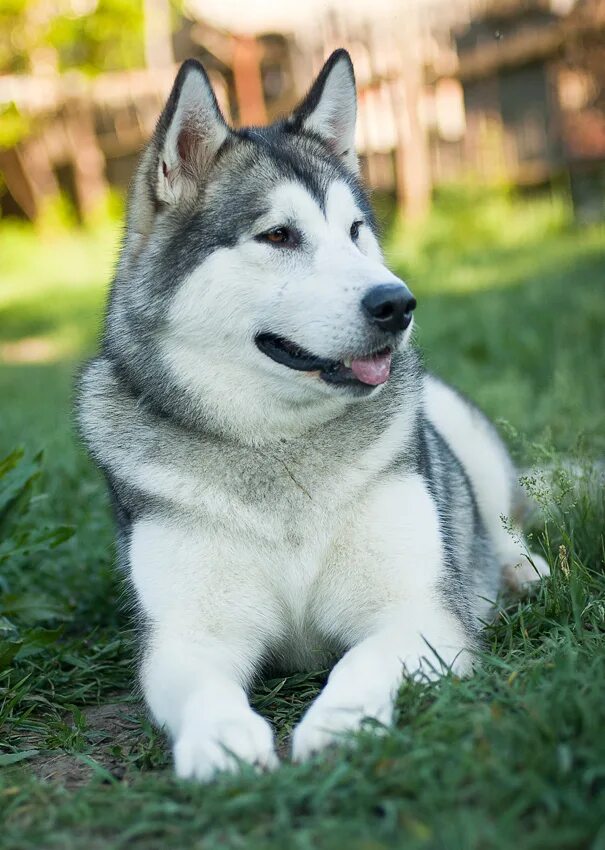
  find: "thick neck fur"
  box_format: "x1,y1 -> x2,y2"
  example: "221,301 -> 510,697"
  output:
102,327 -> 421,448
80,345 -> 423,515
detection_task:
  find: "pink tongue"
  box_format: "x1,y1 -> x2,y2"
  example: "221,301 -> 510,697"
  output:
350,351 -> 392,386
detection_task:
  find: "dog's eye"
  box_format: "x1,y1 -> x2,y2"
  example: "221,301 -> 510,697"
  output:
350,220 -> 363,241
257,227 -> 291,246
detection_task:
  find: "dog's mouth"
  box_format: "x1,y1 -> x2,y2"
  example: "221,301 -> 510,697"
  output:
255,333 -> 392,388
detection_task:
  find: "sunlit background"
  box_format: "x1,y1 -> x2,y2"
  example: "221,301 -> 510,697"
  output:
3,0 -> 605,222
0,0 -> 604,445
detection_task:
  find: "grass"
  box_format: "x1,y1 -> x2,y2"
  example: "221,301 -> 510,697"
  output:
1,186 -> 604,849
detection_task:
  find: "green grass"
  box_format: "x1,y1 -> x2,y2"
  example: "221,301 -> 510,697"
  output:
1,188 -> 604,849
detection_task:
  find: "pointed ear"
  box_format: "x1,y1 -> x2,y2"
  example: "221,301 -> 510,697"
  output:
154,59 -> 229,206
289,49 -> 358,173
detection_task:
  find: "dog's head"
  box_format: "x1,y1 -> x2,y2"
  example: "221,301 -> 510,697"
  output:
109,51 -> 416,440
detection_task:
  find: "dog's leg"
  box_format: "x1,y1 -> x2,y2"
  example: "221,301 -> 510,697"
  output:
292,606 -> 471,761
292,472 -> 473,761
424,375 -> 550,591
141,628 -> 277,781
130,518 -> 278,781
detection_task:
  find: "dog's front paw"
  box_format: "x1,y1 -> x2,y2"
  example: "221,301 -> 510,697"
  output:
292,695 -> 393,762
174,709 -> 278,781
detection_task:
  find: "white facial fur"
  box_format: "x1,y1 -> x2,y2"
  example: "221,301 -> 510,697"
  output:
162,179 -> 412,440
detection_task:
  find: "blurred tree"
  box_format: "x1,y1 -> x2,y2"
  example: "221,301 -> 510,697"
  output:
0,0 -> 148,76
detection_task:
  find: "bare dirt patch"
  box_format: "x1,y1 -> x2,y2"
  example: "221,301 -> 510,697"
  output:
29,700 -> 151,788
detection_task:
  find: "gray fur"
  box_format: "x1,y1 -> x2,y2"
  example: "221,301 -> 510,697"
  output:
75,52 -> 545,779
78,55 -> 496,655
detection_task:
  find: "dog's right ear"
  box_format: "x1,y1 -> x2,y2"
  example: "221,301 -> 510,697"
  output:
153,59 -> 229,206
128,60 -> 229,240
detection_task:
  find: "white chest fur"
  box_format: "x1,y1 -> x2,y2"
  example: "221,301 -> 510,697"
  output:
129,464 -> 445,673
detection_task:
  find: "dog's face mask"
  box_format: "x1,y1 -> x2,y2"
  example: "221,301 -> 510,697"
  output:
124,51 -> 416,428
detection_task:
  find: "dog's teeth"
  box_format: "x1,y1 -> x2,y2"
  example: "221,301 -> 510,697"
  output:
343,358 -> 352,368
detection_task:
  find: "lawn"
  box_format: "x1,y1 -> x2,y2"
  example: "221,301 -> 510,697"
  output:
1,187 -> 604,850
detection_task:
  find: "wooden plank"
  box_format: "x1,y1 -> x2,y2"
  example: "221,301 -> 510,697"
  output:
0,147 -> 40,220
232,36 -> 267,126
62,104 -> 108,220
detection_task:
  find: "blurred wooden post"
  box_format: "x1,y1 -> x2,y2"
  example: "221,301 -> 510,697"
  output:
144,0 -> 174,69
232,36 -> 267,126
0,144 -> 59,220
391,10 -> 432,221
392,74 -> 432,220
64,103 -> 108,221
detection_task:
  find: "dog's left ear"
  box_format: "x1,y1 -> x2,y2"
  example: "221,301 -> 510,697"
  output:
289,49 -> 358,173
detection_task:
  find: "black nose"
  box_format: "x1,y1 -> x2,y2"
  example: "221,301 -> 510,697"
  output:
361,283 -> 416,333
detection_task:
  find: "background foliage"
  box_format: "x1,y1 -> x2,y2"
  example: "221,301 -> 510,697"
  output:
0,0 -> 145,75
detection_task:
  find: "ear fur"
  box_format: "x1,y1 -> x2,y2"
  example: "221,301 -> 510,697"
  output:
154,59 -> 229,206
289,49 -> 358,173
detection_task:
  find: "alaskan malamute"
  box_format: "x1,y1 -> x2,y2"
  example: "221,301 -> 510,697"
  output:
78,50 -> 548,780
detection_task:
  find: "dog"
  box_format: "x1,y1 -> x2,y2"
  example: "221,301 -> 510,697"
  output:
77,50 -> 549,780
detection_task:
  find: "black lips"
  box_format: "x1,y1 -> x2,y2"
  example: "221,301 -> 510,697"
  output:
255,333 -> 333,373
254,332 -> 383,392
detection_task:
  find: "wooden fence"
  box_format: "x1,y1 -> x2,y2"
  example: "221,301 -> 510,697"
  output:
1,0 -> 604,223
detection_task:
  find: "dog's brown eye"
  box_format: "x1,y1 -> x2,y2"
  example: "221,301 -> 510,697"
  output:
262,227 -> 290,245
350,220 -> 363,241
